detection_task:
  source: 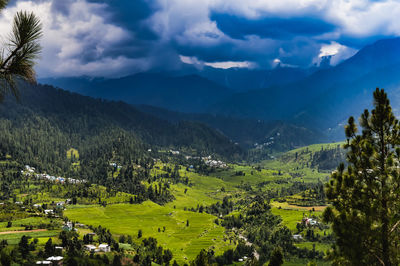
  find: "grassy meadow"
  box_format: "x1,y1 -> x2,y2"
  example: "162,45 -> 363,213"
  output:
65,203 -> 233,263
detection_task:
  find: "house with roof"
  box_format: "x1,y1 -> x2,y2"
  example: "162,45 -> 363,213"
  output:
62,222 -> 73,231
99,243 -> 110,252
46,256 -> 63,265
36,261 -> 51,265
293,234 -> 303,241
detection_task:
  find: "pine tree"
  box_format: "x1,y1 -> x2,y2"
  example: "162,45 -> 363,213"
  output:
323,88 -> 400,265
0,0 -> 42,101
44,237 -> 55,258
268,246 -> 283,266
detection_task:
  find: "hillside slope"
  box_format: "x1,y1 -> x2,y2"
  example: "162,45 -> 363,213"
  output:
0,82 -> 243,174
137,105 -> 325,150
40,73 -> 233,113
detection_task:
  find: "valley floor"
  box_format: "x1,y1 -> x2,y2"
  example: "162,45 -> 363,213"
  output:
0,142 -> 341,265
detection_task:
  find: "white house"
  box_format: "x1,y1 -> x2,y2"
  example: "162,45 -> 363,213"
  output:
46,256 -> 63,262
62,222 -> 73,231
84,244 -> 97,252
36,261 -> 51,265
44,209 -> 54,215
293,234 -> 303,241
99,243 -> 110,252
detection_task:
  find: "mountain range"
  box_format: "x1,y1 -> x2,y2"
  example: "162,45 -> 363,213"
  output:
39,37 -> 400,142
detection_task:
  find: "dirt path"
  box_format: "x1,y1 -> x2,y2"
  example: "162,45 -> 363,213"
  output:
238,233 -> 260,260
0,229 -> 47,235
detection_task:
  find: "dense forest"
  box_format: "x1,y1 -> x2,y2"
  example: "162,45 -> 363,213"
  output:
0,81 -> 243,176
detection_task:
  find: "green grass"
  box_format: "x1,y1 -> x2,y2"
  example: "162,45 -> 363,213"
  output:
260,142 -> 345,184
209,165 -> 281,186
295,242 -> 331,253
66,148 -> 79,160
65,202 -> 233,263
0,230 -> 59,245
285,142 -> 345,155
271,208 -> 307,231
0,217 -> 55,232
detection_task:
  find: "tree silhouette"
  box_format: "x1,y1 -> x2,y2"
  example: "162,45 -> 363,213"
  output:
0,0 -> 42,101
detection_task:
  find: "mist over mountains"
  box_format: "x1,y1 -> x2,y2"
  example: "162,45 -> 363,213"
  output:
39,37 -> 400,143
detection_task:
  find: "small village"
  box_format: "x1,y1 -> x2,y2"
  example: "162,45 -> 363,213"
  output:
24,165 -> 86,184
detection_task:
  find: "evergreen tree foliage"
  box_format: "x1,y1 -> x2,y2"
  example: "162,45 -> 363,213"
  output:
44,238 -> 54,258
0,1 -> 42,100
268,246 -> 283,266
323,88 -> 400,265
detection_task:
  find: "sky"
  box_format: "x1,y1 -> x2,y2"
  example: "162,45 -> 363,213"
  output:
1,0 -> 400,78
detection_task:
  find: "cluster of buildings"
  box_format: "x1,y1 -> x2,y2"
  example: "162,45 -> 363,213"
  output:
84,243 -> 111,253
36,256 -> 63,265
204,159 -> 227,168
23,165 -> 86,184
109,163 -> 122,169
254,139 -> 275,149
185,155 -> 228,169
33,200 -> 72,216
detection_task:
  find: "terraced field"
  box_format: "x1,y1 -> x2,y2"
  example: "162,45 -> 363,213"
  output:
65,202 -> 234,263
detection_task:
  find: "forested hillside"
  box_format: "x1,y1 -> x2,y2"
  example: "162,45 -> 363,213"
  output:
137,105 -> 325,150
0,81 -> 243,176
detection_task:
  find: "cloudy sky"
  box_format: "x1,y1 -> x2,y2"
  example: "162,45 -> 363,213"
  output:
1,0 -> 400,78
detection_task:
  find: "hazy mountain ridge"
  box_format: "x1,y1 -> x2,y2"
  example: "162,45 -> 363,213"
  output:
137,105 -> 325,150
39,37 -> 400,141
41,73 -> 233,113
209,37 -> 400,138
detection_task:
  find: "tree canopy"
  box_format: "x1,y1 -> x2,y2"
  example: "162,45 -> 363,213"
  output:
323,88 -> 400,265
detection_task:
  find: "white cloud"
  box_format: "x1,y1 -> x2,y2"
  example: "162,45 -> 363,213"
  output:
319,42 -> 345,57
179,55 -> 203,66
150,0 -> 400,67
179,54 -> 256,69
204,61 -> 256,69
314,41 -> 358,66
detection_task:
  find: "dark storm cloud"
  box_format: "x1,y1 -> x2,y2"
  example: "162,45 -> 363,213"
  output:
6,0 -> 400,77
86,0 -> 158,40
211,13 -> 336,40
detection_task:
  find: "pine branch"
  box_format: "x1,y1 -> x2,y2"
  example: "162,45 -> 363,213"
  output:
0,10 -> 42,100
0,0 -> 8,10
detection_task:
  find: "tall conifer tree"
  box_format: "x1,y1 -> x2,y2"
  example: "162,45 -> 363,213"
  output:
324,88 -> 400,265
